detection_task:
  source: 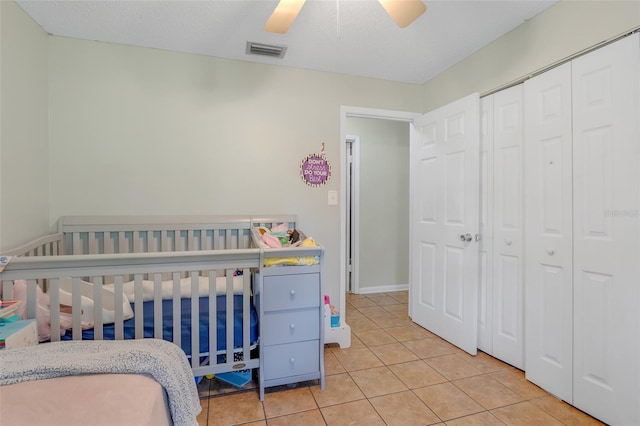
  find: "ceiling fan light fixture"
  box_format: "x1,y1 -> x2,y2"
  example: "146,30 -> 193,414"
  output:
378,0 -> 427,28
264,0 -> 306,34
263,0 -> 426,34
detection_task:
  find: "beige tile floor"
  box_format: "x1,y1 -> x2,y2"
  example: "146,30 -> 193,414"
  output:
197,291 -> 603,426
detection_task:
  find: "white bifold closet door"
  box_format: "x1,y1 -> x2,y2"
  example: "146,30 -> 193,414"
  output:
571,33 -> 639,425
479,85 -> 524,369
524,61 -> 574,403
525,33 -> 639,425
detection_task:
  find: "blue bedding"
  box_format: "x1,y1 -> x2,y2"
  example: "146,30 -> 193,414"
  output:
62,295 -> 259,357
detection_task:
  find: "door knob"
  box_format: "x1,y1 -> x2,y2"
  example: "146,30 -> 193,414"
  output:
459,233 -> 473,242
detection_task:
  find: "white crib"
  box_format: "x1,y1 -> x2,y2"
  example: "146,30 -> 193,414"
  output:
0,215 -> 324,388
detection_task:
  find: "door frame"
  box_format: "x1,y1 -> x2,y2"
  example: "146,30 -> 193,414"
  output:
339,106 -> 421,319
345,135 -> 360,294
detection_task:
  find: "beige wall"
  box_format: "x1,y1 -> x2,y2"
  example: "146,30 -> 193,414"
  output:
422,0 -> 640,111
3,0 -> 639,305
345,117 -> 409,292
47,36 -> 421,303
0,1 -> 50,250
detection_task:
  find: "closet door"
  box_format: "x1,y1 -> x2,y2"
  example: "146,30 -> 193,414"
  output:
571,33 -> 640,425
491,85 -> 524,369
524,62 -> 574,403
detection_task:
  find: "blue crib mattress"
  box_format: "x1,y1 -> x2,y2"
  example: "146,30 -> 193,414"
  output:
62,295 -> 259,357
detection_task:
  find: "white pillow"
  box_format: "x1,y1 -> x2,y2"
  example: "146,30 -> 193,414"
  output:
106,275 -> 246,303
58,278 -> 134,325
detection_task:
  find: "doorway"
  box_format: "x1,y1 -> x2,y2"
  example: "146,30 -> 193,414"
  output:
339,106 -> 420,321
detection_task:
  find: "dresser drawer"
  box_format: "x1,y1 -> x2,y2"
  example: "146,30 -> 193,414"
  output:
263,274 -> 319,311
263,340 -> 320,380
262,308 -> 320,345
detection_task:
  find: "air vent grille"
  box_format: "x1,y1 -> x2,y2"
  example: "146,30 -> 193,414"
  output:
246,41 -> 287,59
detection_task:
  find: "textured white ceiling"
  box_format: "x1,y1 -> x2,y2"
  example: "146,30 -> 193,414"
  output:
16,0 -> 558,84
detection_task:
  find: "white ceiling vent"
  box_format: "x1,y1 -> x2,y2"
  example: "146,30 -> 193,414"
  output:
246,41 -> 287,59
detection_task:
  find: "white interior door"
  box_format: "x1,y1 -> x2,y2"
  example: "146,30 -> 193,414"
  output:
524,62 -> 574,403
491,85 -> 524,369
410,93 -> 480,355
571,33 -> 639,425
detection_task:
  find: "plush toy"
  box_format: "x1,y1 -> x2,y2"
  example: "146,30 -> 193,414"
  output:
12,280 -> 73,342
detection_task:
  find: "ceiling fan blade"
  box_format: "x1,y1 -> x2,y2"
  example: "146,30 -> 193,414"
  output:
378,0 -> 427,28
264,0 -> 307,34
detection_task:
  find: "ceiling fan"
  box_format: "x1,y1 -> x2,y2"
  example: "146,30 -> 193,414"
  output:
264,0 -> 427,34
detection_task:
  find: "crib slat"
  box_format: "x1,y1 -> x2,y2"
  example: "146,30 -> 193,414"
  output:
225,270 -> 234,367
226,229 -> 233,249
113,276 -> 124,340
104,232 -> 114,254
134,231 -> 142,253
201,229 -> 209,250
213,230 -> 220,250
72,233 -> 82,255
153,273 -> 163,339
146,230 -> 154,253
208,270 -> 217,367
188,230 -> 195,251
134,274 -> 144,339
161,230 -> 168,252
93,276 -> 104,340
240,230 -> 250,249
72,278 -> 82,340
49,278 -> 61,342
22,280 -> 38,318
190,271 -> 199,368
88,232 -> 98,254
172,272 -> 181,349
242,271 -> 251,361
26,280 -> 38,322
118,231 -> 126,254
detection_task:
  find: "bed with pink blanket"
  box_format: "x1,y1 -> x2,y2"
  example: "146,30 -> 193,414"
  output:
0,339 -> 201,425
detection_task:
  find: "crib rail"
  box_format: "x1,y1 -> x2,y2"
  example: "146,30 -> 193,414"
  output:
0,249 -> 261,376
58,215 -> 257,255
0,233 -> 64,257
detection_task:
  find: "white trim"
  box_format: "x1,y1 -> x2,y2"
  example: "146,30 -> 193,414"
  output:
345,135 -> 360,295
357,284 -> 409,295
339,106 -> 420,320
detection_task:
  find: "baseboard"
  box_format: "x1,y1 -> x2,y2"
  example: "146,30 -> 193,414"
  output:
355,283 -> 408,295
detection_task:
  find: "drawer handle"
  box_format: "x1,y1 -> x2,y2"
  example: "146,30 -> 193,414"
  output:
289,357 -> 295,364
289,323 -> 295,330
546,248 -> 555,256
290,289 -> 296,297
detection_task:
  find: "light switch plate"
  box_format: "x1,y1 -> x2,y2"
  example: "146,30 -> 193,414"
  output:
328,190 -> 338,205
